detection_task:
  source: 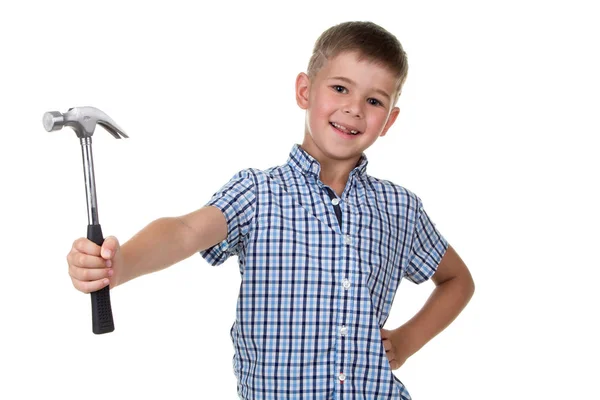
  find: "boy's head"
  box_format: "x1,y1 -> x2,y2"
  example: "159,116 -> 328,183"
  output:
296,21 -> 407,169
307,21 -> 408,106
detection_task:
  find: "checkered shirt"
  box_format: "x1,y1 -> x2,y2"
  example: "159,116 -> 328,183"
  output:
200,144 -> 448,399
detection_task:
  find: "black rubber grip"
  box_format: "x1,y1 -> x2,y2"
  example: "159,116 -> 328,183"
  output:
87,224 -> 115,334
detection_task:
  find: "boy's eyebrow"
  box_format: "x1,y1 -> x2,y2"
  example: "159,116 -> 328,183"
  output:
329,76 -> 391,101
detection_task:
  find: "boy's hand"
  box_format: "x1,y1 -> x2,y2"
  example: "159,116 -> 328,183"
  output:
381,327 -> 412,370
67,236 -> 122,293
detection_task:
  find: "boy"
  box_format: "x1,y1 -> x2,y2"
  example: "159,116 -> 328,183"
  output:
67,21 -> 474,400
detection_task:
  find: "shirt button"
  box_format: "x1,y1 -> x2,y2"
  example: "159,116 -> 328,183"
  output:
331,198 -> 340,206
339,372 -> 346,382
342,278 -> 351,290
340,325 -> 348,336
344,235 -> 352,245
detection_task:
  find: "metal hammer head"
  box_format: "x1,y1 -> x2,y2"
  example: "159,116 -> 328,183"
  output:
43,106 -> 128,139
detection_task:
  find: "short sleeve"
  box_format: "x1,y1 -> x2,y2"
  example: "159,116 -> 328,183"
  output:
404,197 -> 449,284
200,169 -> 257,266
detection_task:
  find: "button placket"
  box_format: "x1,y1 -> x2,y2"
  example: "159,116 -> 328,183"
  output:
339,274 -> 352,385
326,186 -> 353,387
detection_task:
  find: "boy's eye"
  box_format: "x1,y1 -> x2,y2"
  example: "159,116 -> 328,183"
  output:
332,85 -> 348,93
332,85 -> 384,107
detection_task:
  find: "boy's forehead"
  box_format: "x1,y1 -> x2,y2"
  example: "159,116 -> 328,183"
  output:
318,51 -> 399,93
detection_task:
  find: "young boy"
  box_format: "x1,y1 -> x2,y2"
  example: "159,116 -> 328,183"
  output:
67,21 -> 474,400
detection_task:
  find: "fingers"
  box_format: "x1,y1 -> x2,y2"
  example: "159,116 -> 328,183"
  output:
385,345 -> 397,365
71,237 -> 101,257
67,237 -> 113,293
384,345 -> 400,370
71,276 -> 110,294
380,329 -> 405,370
68,259 -> 112,293
101,236 -> 120,260
69,236 -> 120,261
382,338 -> 392,352
69,261 -> 112,281
382,337 -> 398,367
69,251 -> 108,269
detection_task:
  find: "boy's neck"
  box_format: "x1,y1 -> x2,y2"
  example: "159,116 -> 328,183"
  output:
299,143 -> 361,196
318,161 -> 351,191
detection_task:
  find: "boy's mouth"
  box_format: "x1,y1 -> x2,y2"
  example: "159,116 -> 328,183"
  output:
330,122 -> 361,135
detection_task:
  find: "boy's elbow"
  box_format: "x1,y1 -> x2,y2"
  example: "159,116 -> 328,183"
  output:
455,261 -> 475,300
464,271 -> 475,299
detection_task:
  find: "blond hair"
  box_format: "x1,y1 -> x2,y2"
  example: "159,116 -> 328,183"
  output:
307,21 -> 409,103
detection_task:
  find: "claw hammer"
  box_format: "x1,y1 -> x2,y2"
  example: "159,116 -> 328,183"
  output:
43,106 -> 128,334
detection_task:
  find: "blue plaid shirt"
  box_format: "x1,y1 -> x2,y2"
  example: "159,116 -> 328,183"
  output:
201,144 -> 448,400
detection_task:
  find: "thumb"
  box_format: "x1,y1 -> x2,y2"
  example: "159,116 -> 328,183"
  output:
101,236 -> 120,259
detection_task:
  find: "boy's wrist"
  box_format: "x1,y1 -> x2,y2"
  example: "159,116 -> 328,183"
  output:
392,324 -> 423,359
112,242 -> 131,289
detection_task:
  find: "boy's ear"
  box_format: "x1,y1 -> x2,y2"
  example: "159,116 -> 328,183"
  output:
379,107 -> 400,137
295,72 -> 310,110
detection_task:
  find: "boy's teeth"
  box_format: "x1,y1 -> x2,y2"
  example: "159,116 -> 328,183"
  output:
331,122 -> 359,135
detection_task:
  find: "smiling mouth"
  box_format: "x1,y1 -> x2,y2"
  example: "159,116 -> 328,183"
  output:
330,122 -> 361,135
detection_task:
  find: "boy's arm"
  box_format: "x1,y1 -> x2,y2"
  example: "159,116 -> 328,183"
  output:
382,245 -> 475,368
116,206 -> 227,286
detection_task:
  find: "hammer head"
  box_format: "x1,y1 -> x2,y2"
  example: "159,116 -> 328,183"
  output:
43,106 -> 128,139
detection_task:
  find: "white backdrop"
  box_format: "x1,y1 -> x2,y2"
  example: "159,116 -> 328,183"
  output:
1,0 -> 598,399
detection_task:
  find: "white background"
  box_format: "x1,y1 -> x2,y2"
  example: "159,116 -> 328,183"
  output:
1,0 -> 598,399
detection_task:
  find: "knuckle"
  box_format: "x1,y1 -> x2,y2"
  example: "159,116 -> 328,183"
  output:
73,237 -> 84,250
79,268 -> 89,281
73,279 -> 87,293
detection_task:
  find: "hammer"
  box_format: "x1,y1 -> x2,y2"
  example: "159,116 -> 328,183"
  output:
43,106 -> 128,334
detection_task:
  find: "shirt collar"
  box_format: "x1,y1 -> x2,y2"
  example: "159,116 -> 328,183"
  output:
287,144 -> 368,178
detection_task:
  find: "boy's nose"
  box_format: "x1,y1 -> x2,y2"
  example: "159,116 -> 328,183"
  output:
342,98 -> 364,118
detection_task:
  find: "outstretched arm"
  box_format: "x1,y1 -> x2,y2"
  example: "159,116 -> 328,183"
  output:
116,206 -> 227,287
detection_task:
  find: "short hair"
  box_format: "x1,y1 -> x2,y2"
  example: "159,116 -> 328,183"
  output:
307,21 -> 409,103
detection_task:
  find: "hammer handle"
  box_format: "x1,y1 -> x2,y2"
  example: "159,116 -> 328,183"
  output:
87,224 -> 115,334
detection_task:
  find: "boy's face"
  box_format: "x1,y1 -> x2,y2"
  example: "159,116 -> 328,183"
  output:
296,51 -> 400,169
